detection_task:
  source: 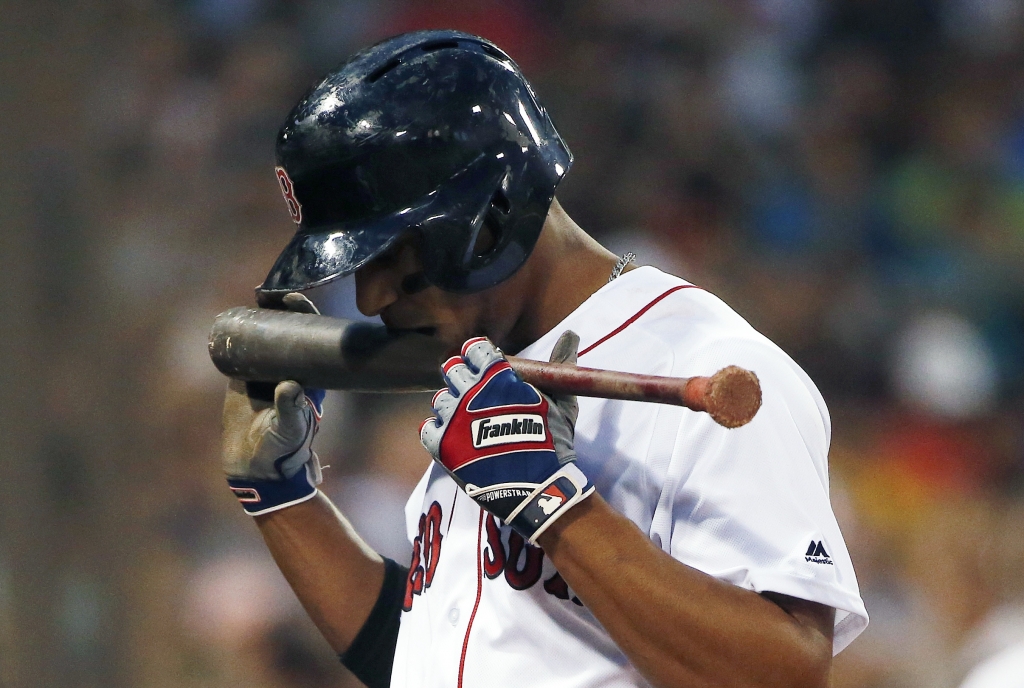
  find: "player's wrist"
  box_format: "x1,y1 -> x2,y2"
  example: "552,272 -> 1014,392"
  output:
534,490 -> 608,552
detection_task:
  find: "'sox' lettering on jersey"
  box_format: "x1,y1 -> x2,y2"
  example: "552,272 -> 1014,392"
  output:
483,513 -> 507,579
543,571 -> 584,605
471,414 -> 545,448
483,514 -> 581,601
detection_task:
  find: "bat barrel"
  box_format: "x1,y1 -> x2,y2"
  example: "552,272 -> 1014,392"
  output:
208,307 -> 448,392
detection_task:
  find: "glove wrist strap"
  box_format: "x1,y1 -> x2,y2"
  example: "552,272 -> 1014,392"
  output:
227,462 -> 319,516
505,464 -> 595,545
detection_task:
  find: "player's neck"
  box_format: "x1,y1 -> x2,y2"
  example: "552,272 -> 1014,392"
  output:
502,199 -> 620,354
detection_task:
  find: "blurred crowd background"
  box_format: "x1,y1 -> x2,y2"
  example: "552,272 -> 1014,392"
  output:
4,0 -> 1024,686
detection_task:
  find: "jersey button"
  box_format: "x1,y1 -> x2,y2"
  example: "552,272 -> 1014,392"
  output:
448,607 -> 460,625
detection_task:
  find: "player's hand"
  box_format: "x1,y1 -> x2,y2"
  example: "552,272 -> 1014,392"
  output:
220,292 -> 326,515
420,331 -> 594,544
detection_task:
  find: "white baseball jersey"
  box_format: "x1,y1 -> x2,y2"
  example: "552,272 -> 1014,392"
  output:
391,266 -> 868,688
961,642 -> 1024,688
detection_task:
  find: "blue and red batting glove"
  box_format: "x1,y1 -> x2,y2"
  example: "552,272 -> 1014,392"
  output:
420,333 -> 594,544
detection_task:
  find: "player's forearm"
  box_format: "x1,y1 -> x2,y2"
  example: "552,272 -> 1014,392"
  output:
255,491 -> 385,654
538,495 -> 833,688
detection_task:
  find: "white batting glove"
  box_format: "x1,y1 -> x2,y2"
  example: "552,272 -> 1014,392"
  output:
221,379 -> 324,515
220,292 -> 325,515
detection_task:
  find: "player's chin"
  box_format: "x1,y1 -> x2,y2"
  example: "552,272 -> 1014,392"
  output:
382,317 -> 472,349
384,324 -> 438,338
380,312 -> 434,336
431,323 -> 477,349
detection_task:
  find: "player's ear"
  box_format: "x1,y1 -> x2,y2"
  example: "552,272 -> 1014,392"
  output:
474,214 -> 500,257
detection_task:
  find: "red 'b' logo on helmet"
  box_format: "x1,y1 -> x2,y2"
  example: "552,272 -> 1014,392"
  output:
275,166 -> 302,224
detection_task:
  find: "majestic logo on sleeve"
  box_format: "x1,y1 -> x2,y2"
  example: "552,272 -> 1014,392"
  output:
275,166 -> 302,224
805,540 -> 833,565
471,414 -> 545,448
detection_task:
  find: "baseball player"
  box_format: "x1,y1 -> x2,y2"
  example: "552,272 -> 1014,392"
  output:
220,30 -> 868,688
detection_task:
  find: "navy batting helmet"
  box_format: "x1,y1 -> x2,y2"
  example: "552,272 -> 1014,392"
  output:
258,29 -> 572,297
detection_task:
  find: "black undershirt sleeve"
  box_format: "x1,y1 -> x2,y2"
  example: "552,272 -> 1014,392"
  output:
340,557 -> 408,688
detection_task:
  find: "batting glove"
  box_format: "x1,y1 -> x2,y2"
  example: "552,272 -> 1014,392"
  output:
420,331 -> 595,544
220,292 -> 326,515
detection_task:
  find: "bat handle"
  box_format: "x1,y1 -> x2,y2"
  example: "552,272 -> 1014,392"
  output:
506,359 -> 762,428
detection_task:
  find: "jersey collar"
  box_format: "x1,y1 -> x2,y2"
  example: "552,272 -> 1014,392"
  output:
516,266 -> 691,363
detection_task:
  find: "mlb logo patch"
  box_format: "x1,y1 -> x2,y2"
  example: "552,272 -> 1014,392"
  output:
537,484 -> 567,515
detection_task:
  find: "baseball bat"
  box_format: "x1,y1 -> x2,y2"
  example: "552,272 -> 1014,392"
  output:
208,307 -> 762,428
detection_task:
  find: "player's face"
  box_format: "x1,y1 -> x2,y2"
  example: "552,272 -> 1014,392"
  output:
353,235 -> 524,350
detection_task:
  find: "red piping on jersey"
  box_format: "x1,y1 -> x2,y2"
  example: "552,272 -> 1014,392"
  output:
578,285 -> 698,358
458,508 -> 485,688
